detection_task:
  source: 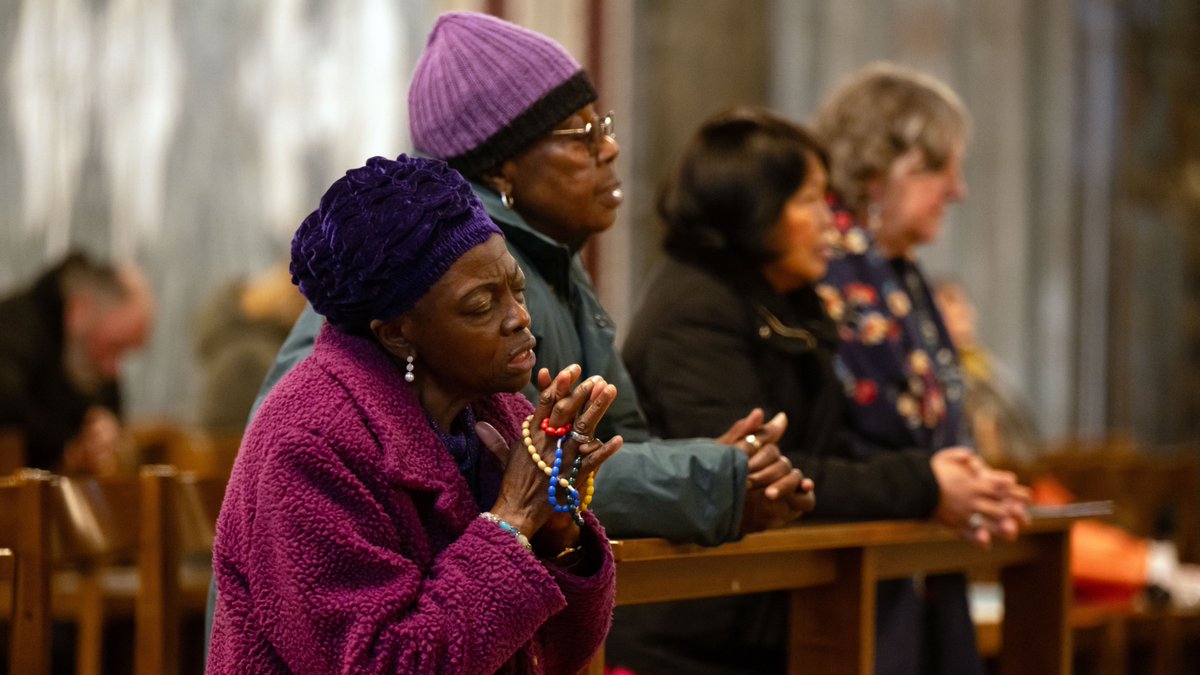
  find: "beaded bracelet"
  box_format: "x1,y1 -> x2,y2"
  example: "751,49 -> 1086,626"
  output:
478,512 -> 532,552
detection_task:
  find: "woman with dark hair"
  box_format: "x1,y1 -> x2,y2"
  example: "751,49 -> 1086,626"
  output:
209,154 -> 621,674
608,107 -> 1027,675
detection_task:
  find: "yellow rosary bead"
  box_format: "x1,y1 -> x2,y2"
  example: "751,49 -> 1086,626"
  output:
522,415 -> 554,477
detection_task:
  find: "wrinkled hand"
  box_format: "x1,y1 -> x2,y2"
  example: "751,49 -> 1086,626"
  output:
61,406 -> 121,476
731,411 -> 816,534
481,365 -> 622,556
740,473 -> 816,534
931,447 -> 1030,548
716,407 -> 783,456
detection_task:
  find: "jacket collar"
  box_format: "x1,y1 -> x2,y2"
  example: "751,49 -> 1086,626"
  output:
683,255 -> 839,353
471,181 -> 582,296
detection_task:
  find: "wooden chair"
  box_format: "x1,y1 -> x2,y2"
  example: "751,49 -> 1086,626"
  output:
128,421 -> 241,480
136,466 -> 225,674
0,549 -> 13,650
0,470 -> 56,674
53,465 -> 225,675
49,471 -> 141,675
0,465 -> 225,675
0,548 -> 12,614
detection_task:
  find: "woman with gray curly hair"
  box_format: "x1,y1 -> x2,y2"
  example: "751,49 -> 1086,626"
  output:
815,62 -> 1028,675
208,154 -> 622,674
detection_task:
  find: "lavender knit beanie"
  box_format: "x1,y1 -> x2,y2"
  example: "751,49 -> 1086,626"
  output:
409,11 -> 597,178
290,155 -> 500,334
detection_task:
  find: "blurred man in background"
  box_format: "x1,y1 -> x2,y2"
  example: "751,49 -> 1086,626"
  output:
0,252 -> 153,473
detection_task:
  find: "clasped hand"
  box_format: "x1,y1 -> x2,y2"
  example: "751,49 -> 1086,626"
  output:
931,447 -> 1031,548
61,406 -> 122,476
716,408 -> 816,534
477,364 -> 623,558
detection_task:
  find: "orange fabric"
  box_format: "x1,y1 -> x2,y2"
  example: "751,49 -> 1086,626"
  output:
1030,474 -> 1075,506
1070,519 -> 1149,602
1032,476 -> 1149,602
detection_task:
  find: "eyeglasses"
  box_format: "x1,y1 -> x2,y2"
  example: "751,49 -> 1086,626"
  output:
549,111 -> 615,152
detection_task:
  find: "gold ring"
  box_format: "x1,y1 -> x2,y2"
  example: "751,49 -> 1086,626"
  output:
744,434 -> 763,450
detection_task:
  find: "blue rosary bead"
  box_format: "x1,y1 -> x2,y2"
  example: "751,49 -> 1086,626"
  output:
547,436 -> 580,513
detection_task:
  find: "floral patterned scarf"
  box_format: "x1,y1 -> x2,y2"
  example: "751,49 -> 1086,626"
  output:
817,204 -> 969,457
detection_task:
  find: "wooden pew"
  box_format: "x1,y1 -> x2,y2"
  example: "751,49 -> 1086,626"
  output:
63,466 -> 224,675
1,466 -> 224,675
594,509 -> 1090,675
128,421 -> 240,482
1025,443 -> 1200,674
1036,441 -> 1199,562
0,471 -> 55,674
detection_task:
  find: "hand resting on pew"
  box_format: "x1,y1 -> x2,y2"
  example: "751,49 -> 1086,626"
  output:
932,446 -> 1031,548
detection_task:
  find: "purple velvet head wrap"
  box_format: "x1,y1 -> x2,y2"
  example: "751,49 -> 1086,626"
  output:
290,155 -> 500,333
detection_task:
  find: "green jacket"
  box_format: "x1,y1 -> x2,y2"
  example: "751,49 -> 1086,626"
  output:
474,182 -> 748,545
244,182 -> 747,546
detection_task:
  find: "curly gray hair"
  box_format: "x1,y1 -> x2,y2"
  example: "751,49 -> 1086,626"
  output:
813,61 -> 971,213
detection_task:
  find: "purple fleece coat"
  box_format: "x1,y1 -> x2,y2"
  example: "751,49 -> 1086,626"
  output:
209,325 -> 615,674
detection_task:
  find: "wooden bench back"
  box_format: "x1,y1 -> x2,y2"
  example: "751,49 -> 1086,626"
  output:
129,422 -> 240,481
0,471 -> 55,674
53,474 -> 141,567
0,466 -> 227,675
1033,440 -> 1200,563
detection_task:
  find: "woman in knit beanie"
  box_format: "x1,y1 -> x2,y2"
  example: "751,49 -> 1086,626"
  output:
407,10 -> 814,546
408,11 -> 625,246
209,154 -> 622,674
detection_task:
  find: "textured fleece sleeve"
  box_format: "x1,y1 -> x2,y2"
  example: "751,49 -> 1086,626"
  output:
217,431 -> 572,674
537,510 -> 616,674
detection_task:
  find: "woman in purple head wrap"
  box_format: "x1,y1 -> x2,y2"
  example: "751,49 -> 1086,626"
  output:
209,154 -> 622,674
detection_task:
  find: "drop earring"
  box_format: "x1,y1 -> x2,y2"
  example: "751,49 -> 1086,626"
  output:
405,354 -> 415,383
500,189 -> 514,210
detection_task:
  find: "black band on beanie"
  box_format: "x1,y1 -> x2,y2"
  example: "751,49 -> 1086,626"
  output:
447,71 -> 597,179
